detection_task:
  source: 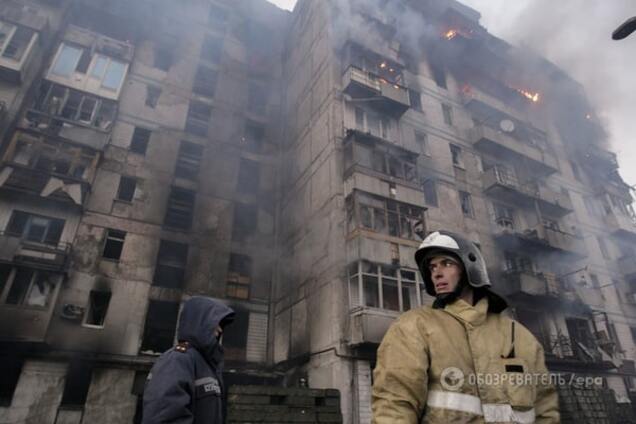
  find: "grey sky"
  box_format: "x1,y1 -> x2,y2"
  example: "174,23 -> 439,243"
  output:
268,0 -> 636,190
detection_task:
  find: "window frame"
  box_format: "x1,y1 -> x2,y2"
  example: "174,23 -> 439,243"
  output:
0,21 -> 36,63
0,267 -> 58,309
459,190 -> 474,218
6,210 -> 65,246
82,290 -> 112,328
102,229 -> 126,261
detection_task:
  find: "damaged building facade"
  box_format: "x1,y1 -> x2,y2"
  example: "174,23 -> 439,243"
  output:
0,0 -> 635,423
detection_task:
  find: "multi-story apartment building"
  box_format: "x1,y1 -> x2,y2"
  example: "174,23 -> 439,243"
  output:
0,0 -> 635,423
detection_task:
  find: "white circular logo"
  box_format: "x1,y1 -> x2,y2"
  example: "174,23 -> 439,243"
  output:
440,367 -> 465,391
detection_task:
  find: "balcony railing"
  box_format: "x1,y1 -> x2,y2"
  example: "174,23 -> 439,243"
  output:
503,269 -> 562,299
342,65 -> 410,117
492,221 -> 587,258
0,232 -> 71,272
349,306 -> 400,345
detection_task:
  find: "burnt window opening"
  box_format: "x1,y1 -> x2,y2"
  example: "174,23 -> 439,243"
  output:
503,251 -> 534,274
85,290 -> 111,327
193,65 -> 217,98
116,176 -> 137,202
185,100 -> 212,137
223,306 -> 249,361
226,253 -> 252,300
442,104 -> 453,126
175,141 -> 204,180
152,240 -> 188,289
6,210 -> 65,246
153,47 -> 173,72
566,317 -> 597,359
140,300 -> 180,353
430,63 -> 447,89
102,229 -> 126,261
130,127 -> 151,155
408,89 -> 422,112
237,158 -> 260,195
164,188 -> 196,230
60,360 -> 93,407
232,203 -> 258,242
248,82 -> 267,115
422,179 -> 438,207
346,191 -> 425,240
200,35 -> 223,64
208,4 -> 229,28
4,268 -> 56,307
459,191 -> 474,217
494,203 -> 515,229
449,144 -> 463,167
145,85 -> 161,108
0,356 -> 23,407
242,121 -> 265,153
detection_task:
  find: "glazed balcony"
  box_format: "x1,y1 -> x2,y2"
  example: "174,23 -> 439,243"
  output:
0,232 -> 71,272
342,66 -> 410,117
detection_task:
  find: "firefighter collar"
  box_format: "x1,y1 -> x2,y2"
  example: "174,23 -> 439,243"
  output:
443,296 -> 489,326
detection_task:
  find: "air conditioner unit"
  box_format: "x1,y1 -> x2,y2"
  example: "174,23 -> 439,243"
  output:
61,304 -> 85,321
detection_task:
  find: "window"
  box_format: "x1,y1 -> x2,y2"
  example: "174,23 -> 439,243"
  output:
503,252 -> 534,273
84,291 -> 111,327
60,360 -> 93,407
50,43 -> 83,77
164,188 -> 196,230
237,158 -> 260,194
494,203 -> 515,229
459,191 -> 474,217
422,179 -> 438,207
442,104 -> 453,126
242,121 -> 265,153
0,22 -> 35,62
192,65 -> 217,98
232,203 -> 258,242
415,131 -> 429,156
597,236 -> 610,260
153,46 -> 173,71
347,261 -> 420,312
0,356 -> 23,406
408,89 -> 422,112
248,82 -> 267,114
354,107 -> 390,140
3,268 -> 56,307
102,229 -> 126,260
130,127 -> 151,155
89,54 -> 127,91
185,100 -> 212,136
449,144 -> 463,167
140,300 -> 180,353
175,141 -> 203,180
347,192 -> 425,240
430,62 -> 447,88
145,85 -> 161,108
6,211 -> 64,246
51,44 -> 127,91
226,253 -> 252,299
223,306 -> 249,361
200,35 -> 223,64
153,240 -> 189,289
208,3 -> 229,28
116,176 -> 136,202
370,150 -> 416,182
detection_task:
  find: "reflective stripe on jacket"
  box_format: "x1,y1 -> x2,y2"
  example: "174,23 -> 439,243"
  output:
371,296 -> 560,423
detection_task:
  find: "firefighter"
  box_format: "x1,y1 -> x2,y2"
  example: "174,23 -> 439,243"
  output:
143,297 -> 234,423
372,230 -> 560,423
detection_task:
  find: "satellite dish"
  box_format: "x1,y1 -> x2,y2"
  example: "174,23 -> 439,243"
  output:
500,119 -> 515,133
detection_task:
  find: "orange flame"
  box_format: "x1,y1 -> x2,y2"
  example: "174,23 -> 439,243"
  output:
516,88 -> 540,103
444,29 -> 457,40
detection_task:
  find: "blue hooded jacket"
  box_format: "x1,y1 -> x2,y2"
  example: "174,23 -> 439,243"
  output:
143,297 -> 235,423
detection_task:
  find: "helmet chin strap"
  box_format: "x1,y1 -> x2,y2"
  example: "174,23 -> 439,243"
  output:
432,276 -> 468,309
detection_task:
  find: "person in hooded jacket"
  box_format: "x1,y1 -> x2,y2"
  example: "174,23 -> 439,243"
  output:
372,230 -> 560,423
143,296 -> 235,424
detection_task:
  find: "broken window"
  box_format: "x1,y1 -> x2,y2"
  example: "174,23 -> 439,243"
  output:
248,82 -> 267,115
348,261 -> 421,311
192,65 -> 217,98
0,22 -> 35,62
60,360 -> 93,407
459,191 -> 474,217
145,85 -> 161,108
116,176 -> 137,202
449,144 -> 463,167
200,35 -> 223,64
140,300 -> 180,353
226,253 -> 252,300
442,103 -> 453,126
237,158 -> 260,194
503,251 -> 534,273
408,89 -> 422,112
242,121 -> 264,152
232,203 -> 258,242
152,240 -> 188,289
223,306 -> 249,361
175,141 -> 203,180
422,179 -> 438,207
6,210 -> 64,246
130,127 -> 151,155
566,317 -> 597,359
102,229 -> 126,260
153,46 -> 173,71
494,203 -> 514,229
84,290 -> 111,327
185,100 -> 212,136
4,268 -> 56,307
0,356 -> 23,406
348,192 -> 425,240
164,187 -> 196,230
430,62 -> 447,89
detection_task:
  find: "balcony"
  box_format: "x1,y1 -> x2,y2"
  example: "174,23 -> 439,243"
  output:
618,256 -> 636,280
482,167 -> 573,217
469,125 -> 558,176
503,270 -> 563,301
603,211 -> 636,242
342,66 -> 410,117
349,307 -> 399,345
492,221 -> 587,259
582,144 -> 619,172
0,232 -> 71,272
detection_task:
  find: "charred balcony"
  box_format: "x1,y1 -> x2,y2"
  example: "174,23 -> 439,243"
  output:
0,131 -> 99,207
581,144 -> 619,172
502,269 -> 564,302
482,166 -> 573,217
0,232 -> 70,273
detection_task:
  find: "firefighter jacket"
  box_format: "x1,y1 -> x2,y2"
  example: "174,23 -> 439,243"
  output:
143,297 -> 234,424
372,295 -> 560,423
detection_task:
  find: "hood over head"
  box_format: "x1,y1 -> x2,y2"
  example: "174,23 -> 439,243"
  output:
177,297 -> 235,353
